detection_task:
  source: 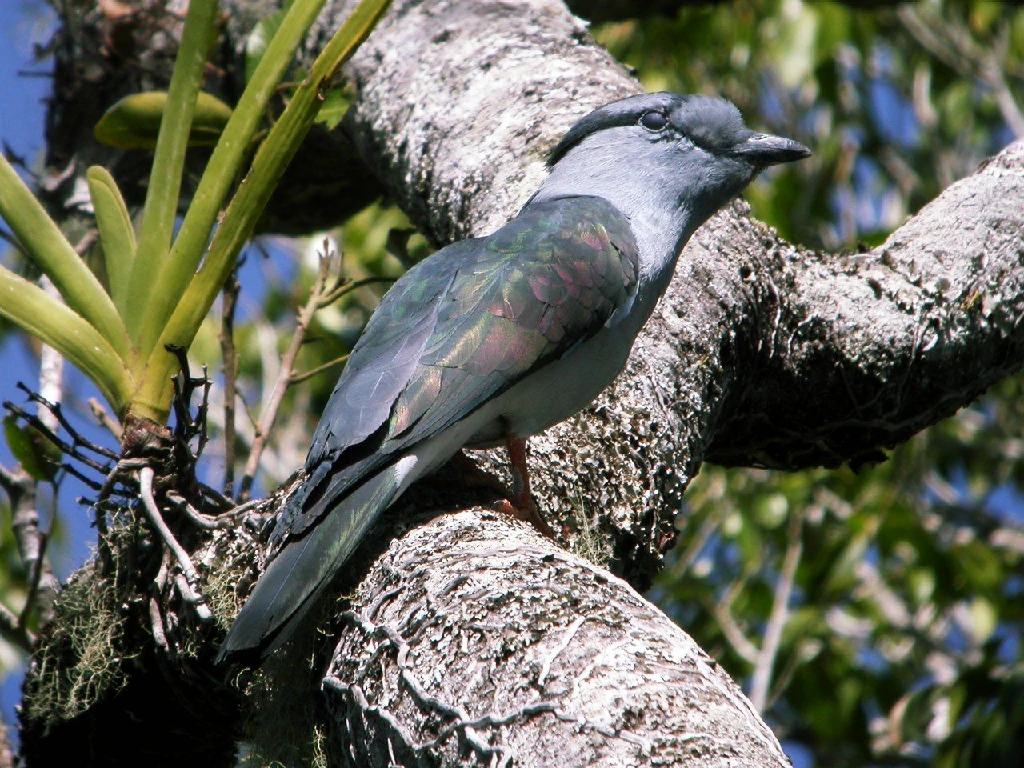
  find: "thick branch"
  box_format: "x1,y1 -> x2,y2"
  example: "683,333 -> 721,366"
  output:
323,509 -> 788,767
708,139 -> 1024,468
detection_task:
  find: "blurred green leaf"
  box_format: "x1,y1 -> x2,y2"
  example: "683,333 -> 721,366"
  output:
315,87 -> 351,130
3,415 -> 59,483
93,91 -> 234,150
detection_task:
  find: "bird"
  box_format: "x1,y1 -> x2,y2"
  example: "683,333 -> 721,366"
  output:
216,92 -> 810,663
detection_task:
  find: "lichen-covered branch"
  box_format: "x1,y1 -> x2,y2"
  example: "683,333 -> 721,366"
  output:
319,510 -> 789,767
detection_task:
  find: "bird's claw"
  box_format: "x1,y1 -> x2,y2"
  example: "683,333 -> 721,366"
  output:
494,493 -> 555,540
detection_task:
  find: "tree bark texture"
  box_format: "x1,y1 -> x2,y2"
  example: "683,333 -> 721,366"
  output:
20,0 -> 1024,766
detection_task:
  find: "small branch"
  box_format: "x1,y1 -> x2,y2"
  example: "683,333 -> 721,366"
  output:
18,529 -> 50,628
317,275 -> 393,308
0,464 -> 50,643
288,352 -> 350,385
88,398 -> 123,440
220,266 -> 241,494
898,7 -> 1024,138
236,242 -> 337,501
138,467 -> 212,621
674,506 -> 725,575
16,382 -> 119,459
72,227 -> 100,258
749,507 -> 805,712
2,401 -> 108,477
0,602 -> 33,653
37,278 -> 64,436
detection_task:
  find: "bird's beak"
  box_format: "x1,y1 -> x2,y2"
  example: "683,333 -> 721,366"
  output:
730,133 -> 811,166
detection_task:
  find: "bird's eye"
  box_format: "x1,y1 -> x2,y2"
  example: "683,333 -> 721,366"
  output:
639,111 -> 668,132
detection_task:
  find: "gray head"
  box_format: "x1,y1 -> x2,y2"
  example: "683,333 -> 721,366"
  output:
533,93 -> 809,266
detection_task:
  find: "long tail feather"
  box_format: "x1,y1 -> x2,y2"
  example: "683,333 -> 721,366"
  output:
216,457 -> 412,663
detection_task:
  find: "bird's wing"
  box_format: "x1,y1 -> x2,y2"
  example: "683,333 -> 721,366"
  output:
275,195 -> 638,542
384,196 -> 639,446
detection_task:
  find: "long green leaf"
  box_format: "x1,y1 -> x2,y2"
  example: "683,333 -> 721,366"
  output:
136,0 -> 392,417
133,0 -> 330,372
0,154 -> 129,360
124,0 -> 218,343
87,166 -> 136,315
0,265 -> 132,414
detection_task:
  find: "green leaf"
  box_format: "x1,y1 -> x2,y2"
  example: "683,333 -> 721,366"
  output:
0,153 -> 129,360
86,166 -> 136,314
136,0 -> 392,418
0,265 -> 133,415
3,415 -> 60,482
130,0 -> 331,382
315,87 -> 351,129
93,91 -> 234,151
125,0 -> 220,352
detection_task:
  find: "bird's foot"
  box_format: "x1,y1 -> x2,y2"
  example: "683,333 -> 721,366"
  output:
494,492 -> 555,539
450,450 -> 555,539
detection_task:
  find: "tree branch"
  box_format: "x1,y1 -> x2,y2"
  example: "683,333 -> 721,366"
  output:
319,510 -> 790,767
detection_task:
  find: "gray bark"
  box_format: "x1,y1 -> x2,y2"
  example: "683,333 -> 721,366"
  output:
20,0 -> 1024,766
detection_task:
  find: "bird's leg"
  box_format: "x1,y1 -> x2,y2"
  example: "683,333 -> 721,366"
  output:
449,443 -> 554,539
499,434 -> 555,539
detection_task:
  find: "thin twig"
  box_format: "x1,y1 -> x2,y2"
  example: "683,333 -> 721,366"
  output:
0,602 -> 33,653
288,352 -> 350,385
2,401 -> 108,475
898,7 -> 1024,138
73,227 -> 100,257
37,278 -> 63,436
318,275 -> 394,308
236,244 -> 337,501
0,464 -> 52,641
220,266 -> 241,494
16,382 -> 119,459
18,529 -> 49,627
749,507 -> 805,712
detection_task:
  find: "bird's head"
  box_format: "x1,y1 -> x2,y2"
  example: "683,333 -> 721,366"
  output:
534,93 -> 810,250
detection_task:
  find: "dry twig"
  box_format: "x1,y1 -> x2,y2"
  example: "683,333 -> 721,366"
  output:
749,507 -> 805,711
236,241 -> 338,501
220,266 -> 241,493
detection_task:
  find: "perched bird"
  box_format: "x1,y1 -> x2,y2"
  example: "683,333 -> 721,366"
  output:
217,93 -> 810,663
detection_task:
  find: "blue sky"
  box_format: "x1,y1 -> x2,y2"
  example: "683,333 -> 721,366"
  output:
0,0 -> 60,738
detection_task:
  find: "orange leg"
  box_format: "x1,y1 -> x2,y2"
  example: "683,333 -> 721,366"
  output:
451,441 -> 554,539
499,434 -> 555,539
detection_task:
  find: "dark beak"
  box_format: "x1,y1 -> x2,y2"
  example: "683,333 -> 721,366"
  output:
730,132 -> 811,166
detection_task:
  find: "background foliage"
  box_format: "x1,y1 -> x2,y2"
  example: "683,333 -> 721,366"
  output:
0,1 -> 1021,765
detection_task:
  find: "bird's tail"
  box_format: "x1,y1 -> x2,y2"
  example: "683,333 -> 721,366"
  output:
216,456 -> 413,664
